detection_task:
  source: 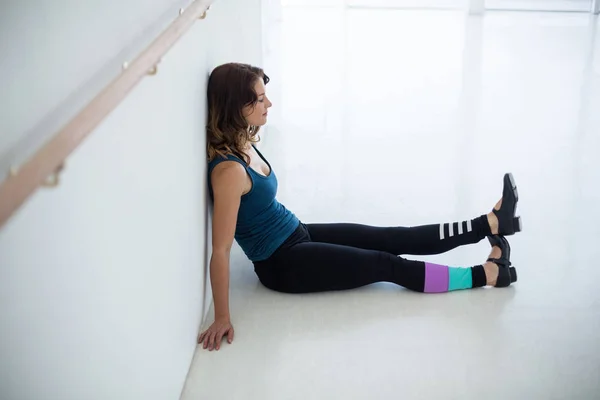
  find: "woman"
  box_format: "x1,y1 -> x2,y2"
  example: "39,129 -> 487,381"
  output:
198,63 -> 522,351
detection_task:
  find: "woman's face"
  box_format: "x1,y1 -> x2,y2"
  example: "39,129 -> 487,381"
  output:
243,78 -> 272,127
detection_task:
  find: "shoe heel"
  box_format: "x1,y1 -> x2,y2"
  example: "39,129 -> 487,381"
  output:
509,267 -> 517,283
513,216 -> 522,233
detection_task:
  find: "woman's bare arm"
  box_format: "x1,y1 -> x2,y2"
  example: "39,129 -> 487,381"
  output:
198,161 -> 249,350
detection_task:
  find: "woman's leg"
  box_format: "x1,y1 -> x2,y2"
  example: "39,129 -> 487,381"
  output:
253,241 -> 499,294
306,173 -> 521,256
305,213 -> 493,256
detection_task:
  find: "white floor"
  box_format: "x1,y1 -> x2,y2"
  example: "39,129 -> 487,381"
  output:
181,8 -> 600,400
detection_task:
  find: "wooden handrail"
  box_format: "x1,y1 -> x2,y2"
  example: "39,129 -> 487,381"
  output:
0,0 -> 213,228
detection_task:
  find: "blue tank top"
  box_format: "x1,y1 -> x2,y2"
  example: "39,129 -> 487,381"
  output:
207,145 -> 300,262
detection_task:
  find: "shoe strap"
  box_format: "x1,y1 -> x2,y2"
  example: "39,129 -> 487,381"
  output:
487,257 -> 511,268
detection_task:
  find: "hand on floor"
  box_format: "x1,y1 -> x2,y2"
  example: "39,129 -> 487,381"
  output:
198,317 -> 234,351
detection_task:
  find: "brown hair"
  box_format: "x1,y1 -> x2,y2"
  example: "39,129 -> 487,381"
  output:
206,63 -> 270,164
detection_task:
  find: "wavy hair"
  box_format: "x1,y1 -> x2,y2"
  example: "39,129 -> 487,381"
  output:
206,63 -> 270,164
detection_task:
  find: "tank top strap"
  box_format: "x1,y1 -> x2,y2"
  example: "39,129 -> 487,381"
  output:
208,152 -> 248,175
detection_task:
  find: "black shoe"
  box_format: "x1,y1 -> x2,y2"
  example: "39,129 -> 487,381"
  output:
487,235 -> 515,287
488,235 -> 517,283
492,173 -> 522,236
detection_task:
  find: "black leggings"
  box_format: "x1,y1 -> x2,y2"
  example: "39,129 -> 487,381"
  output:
252,216 -> 492,294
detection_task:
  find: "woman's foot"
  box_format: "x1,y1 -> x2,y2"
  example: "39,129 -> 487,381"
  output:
488,235 -> 517,283
483,235 -> 515,287
487,173 -> 522,236
484,246 -> 501,286
487,203 -> 501,235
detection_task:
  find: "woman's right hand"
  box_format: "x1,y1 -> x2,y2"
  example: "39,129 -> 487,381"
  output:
197,317 -> 234,351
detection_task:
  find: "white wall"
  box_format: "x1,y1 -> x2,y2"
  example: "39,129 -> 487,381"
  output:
0,0 -> 262,399
0,0 -> 184,161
